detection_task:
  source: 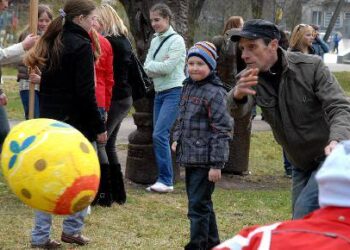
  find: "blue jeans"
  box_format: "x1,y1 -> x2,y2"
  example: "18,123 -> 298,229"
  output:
153,87 -> 181,186
292,164 -> 321,219
0,105 -> 10,152
20,90 -> 40,119
283,149 -> 292,175
185,167 -> 220,250
31,208 -> 88,244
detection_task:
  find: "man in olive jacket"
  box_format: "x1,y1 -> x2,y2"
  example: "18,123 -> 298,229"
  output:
227,19 -> 350,219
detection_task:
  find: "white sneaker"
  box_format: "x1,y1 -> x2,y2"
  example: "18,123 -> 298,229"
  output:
145,182 -> 174,193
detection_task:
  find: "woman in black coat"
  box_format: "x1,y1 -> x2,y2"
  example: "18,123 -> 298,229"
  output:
92,3 -> 133,206
25,0 -> 106,247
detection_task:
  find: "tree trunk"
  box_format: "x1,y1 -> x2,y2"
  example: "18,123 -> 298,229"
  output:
187,0 -> 206,46
119,0 -> 206,184
251,0 -> 264,19
324,0 -> 345,42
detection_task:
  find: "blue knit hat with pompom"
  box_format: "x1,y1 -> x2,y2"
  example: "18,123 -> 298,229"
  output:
187,41 -> 218,70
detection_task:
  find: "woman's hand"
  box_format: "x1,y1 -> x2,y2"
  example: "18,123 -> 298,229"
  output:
171,141 -> 177,152
29,73 -> 41,84
29,66 -> 42,84
208,168 -> 221,183
22,34 -> 39,51
97,131 -> 107,143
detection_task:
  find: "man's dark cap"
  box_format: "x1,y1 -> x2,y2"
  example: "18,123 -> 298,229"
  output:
231,19 -> 281,42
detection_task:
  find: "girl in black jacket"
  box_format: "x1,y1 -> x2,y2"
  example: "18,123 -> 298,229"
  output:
25,0 -> 106,248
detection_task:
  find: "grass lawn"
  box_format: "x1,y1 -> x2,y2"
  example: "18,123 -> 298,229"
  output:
1,129 -> 291,248
0,178 -> 290,249
0,68 -> 349,248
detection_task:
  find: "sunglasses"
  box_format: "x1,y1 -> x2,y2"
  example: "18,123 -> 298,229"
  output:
296,24 -> 308,32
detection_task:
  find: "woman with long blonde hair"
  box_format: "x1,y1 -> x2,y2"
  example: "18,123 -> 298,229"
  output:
93,3 -> 131,205
289,24 -> 315,54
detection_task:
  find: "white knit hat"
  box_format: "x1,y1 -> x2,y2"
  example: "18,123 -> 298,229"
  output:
316,140 -> 350,208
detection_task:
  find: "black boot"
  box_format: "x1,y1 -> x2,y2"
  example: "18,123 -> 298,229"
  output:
109,164 -> 127,204
92,164 -> 113,207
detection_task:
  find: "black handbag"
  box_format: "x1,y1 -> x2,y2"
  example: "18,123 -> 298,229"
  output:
127,38 -> 154,100
129,51 -> 154,99
128,33 -> 177,99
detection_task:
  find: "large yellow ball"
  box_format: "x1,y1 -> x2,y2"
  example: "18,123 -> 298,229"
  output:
0,118 -> 100,215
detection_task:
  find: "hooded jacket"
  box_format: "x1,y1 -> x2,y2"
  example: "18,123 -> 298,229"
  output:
173,73 -> 233,168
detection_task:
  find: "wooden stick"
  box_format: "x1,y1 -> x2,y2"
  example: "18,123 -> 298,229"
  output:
28,0 -> 38,119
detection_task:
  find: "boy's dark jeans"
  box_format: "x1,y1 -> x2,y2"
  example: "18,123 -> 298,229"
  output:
185,167 -> 220,250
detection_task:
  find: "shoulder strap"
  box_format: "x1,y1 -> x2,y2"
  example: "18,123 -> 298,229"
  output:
153,33 -> 177,60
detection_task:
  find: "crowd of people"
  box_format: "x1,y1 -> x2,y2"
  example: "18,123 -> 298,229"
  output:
0,0 -> 349,249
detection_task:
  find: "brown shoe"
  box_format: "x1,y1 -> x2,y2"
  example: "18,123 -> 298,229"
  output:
31,239 -> 62,249
61,232 -> 90,245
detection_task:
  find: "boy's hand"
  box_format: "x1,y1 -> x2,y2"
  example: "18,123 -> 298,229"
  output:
208,168 -> 221,183
0,93 -> 7,106
171,141 -> 177,152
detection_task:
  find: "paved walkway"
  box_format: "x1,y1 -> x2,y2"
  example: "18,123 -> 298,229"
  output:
9,116 -> 270,145
7,60 -> 347,145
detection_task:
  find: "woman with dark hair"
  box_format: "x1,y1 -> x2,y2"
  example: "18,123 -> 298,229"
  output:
144,3 -> 186,193
212,16 -> 244,87
17,4 -> 53,119
278,28 -> 290,50
25,0 -> 106,248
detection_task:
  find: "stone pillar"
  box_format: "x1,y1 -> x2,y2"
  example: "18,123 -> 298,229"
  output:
125,98 -> 180,184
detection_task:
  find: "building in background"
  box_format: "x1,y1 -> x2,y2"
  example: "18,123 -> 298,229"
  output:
302,0 -> 350,38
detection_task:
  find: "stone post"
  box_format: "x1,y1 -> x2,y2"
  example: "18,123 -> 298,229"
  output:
125,98 -> 180,184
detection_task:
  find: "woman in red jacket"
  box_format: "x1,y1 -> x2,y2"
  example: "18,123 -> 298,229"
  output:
90,27 -> 114,116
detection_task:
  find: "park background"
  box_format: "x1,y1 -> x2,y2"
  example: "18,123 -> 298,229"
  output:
1,0 -> 350,249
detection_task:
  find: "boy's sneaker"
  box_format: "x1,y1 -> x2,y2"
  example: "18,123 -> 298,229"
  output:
146,182 -> 174,193
31,239 -> 62,249
61,232 -> 90,245
284,168 -> 292,178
